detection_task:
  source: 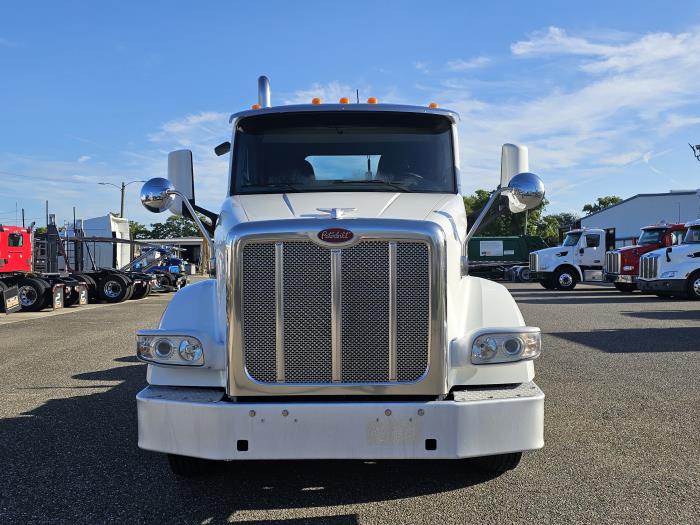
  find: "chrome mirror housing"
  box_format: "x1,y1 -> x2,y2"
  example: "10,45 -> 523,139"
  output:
140,177 -> 175,213
504,172 -> 545,213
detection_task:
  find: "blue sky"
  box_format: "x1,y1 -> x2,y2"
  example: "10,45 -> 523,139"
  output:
2,0 -> 700,226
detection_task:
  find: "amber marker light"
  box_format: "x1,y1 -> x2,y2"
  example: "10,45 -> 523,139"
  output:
251,103 -> 262,110
339,97 -> 350,104
367,97 -> 378,104
429,102 -> 439,108
311,97 -> 322,105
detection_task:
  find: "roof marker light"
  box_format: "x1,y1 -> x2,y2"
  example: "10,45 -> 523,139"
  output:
429,102 -> 439,108
367,97 -> 378,104
251,103 -> 262,110
311,97 -> 322,105
339,97 -> 350,104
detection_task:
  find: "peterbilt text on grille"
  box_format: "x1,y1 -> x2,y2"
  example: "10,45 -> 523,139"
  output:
135,76 -> 546,477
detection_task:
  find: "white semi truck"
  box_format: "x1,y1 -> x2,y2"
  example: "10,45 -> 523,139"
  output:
529,227 -> 615,290
135,77 -> 546,477
637,219 -> 700,299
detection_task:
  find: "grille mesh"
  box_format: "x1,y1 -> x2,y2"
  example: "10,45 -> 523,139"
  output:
640,256 -> 658,279
605,252 -> 620,274
240,239 -> 430,385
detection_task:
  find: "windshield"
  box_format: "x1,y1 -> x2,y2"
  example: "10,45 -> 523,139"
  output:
231,112 -> 456,194
638,228 -> 665,245
562,232 -> 582,246
684,226 -> 700,244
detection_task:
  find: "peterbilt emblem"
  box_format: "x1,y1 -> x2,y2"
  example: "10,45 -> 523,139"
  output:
318,228 -> 354,243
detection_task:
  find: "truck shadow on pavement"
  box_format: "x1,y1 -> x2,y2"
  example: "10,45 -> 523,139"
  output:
549,327 -> 700,353
509,289 -> 690,305
621,309 -> 700,321
0,358 -> 498,524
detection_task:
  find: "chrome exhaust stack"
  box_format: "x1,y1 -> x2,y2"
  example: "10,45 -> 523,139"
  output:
258,76 -> 271,108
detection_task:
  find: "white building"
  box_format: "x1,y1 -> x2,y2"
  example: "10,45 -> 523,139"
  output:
580,190 -> 700,247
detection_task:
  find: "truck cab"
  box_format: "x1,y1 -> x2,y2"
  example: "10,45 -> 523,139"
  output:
134,77 -> 546,477
638,220 -> 700,299
529,227 -> 614,290
604,223 -> 686,292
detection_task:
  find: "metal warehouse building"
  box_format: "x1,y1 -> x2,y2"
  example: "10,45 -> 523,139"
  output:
580,190 -> 700,247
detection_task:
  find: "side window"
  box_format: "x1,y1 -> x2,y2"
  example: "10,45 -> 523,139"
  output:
585,234 -> 600,248
8,233 -> 23,247
673,231 -> 684,245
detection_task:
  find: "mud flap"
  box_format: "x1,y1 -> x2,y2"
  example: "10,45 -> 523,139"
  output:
52,284 -> 64,310
77,283 -> 89,305
2,286 -> 21,314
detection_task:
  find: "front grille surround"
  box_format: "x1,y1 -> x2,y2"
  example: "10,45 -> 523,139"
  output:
605,251 -> 620,274
529,253 -> 538,271
639,255 -> 658,279
226,219 -> 448,397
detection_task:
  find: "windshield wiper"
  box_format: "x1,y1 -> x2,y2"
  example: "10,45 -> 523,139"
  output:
330,180 -> 409,192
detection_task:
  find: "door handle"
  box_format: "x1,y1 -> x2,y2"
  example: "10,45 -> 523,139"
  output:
579,248 -> 584,255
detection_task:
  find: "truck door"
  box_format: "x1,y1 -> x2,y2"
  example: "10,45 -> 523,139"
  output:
5,231 -> 31,272
576,232 -> 604,268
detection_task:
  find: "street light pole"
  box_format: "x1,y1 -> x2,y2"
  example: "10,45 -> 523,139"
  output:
98,180 -> 146,218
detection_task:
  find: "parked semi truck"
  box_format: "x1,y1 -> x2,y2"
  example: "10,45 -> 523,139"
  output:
134,76 -> 546,478
0,224 -> 86,312
637,219 -> 700,299
604,222 -> 686,292
529,227 -> 615,290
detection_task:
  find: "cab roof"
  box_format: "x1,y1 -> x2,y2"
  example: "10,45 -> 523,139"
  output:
229,103 -> 460,124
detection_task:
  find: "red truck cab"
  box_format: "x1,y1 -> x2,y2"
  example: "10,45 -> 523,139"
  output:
604,223 -> 686,292
0,225 -> 32,273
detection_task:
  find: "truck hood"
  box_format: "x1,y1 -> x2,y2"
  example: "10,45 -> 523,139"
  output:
233,192 -> 455,221
533,246 -> 571,258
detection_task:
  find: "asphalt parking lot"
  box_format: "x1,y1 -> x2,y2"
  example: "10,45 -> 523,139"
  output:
0,282 -> 698,524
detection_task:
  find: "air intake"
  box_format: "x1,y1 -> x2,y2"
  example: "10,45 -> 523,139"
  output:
258,76 -> 271,108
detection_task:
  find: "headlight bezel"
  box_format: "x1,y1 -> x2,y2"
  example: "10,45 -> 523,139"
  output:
137,334 -> 205,366
660,270 -> 678,279
471,327 -> 541,365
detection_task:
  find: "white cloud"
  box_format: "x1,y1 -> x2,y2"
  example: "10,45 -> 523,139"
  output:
414,61 -> 429,74
77,155 -> 91,163
283,81 -> 359,105
446,56 -> 490,71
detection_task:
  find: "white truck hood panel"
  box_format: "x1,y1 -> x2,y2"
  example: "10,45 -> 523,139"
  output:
234,192 -> 454,222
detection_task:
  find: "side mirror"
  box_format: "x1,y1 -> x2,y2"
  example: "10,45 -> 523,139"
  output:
500,144 -> 529,189
504,172 -> 545,213
167,150 -> 195,216
140,178 -> 175,213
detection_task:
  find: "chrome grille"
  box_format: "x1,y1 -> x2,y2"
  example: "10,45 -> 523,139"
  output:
529,253 -> 538,271
605,251 -> 620,274
640,256 -> 658,279
240,240 -> 430,384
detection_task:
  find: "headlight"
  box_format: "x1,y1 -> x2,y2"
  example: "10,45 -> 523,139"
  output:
540,264 -> 549,270
471,329 -> 541,364
623,265 -> 634,271
660,271 -> 677,278
137,335 -> 204,366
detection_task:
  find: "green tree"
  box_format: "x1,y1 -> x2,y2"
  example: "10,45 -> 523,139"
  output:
129,221 -> 150,239
463,189 -> 549,238
582,196 -> 622,215
149,216 -> 201,238
548,212 -> 580,227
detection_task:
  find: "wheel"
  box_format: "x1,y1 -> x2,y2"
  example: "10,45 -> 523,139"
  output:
129,283 -> 150,300
97,274 -> 130,303
64,288 -> 80,307
686,272 -> 700,300
17,277 -> 50,312
554,267 -> 578,291
156,273 -> 176,291
167,454 -> 213,478
473,452 -> 522,474
539,278 -> 555,290
72,273 -> 97,301
613,282 -> 637,293
518,267 -> 531,282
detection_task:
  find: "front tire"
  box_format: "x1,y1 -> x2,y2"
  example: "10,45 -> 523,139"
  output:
473,452 -> 522,474
554,267 -> 578,291
686,272 -> 700,300
167,454 -> 213,478
539,278 -> 555,290
613,282 -> 637,293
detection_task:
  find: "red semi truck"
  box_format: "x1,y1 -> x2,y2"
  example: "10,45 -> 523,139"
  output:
603,222 -> 686,292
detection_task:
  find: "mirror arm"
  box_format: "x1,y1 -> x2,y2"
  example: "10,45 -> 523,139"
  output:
461,187 -> 506,276
192,204 -> 218,236
166,189 -> 214,252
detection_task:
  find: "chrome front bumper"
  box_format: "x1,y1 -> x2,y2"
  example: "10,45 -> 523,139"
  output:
137,383 -> 544,460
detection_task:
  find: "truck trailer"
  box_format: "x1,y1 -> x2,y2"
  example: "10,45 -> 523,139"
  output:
134,77 -> 547,478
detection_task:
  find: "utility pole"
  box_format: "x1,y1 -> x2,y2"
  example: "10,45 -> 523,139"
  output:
97,180 -> 145,218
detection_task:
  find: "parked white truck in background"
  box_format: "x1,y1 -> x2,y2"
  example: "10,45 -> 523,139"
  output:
529,227 -> 615,290
638,219 -> 700,299
135,77 -> 546,477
